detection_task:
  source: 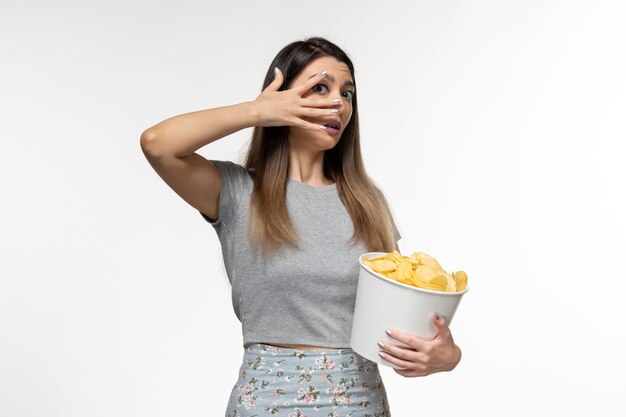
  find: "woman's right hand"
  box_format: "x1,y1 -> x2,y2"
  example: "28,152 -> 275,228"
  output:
251,68 -> 340,131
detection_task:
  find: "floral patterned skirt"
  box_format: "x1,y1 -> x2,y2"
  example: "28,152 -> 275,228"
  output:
224,343 -> 391,417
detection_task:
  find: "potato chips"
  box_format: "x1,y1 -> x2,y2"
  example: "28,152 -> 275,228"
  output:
362,251 -> 468,292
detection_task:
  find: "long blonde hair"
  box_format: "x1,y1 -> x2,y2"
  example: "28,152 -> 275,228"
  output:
243,37 -> 399,256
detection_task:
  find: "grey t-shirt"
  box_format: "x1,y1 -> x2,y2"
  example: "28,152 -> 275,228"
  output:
200,160 -> 401,348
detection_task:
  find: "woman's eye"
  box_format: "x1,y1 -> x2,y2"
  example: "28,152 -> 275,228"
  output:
313,84 -> 328,94
313,84 -> 354,100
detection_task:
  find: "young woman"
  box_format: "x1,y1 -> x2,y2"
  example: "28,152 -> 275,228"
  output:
141,37 -> 461,417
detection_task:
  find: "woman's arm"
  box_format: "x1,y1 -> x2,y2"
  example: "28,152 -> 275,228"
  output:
140,101 -> 259,158
139,101 -> 259,221
139,68 -> 336,220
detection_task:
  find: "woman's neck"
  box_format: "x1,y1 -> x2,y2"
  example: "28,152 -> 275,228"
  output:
287,148 -> 331,186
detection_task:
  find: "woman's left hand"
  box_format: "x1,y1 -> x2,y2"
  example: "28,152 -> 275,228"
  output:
378,314 -> 462,378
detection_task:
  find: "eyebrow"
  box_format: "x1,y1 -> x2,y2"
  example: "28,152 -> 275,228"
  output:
308,72 -> 355,89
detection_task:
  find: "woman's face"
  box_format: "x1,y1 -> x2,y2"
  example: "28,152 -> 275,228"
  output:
287,56 -> 355,150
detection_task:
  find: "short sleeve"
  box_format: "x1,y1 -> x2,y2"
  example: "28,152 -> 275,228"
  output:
199,160 -> 248,227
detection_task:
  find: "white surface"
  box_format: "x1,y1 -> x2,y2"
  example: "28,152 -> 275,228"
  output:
350,252 -> 467,367
1,1 -> 625,416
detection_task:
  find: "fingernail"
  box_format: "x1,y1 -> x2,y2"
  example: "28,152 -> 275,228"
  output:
321,70 -> 328,77
378,351 -> 386,359
434,313 -> 441,321
385,329 -> 392,336
319,125 -> 327,130
274,67 -> 278,76
377,340 -> 385,348
333,98 -> 341,104
330,109 -> 340,113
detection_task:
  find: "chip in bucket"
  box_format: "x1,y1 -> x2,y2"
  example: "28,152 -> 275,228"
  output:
362,250 -> 468,292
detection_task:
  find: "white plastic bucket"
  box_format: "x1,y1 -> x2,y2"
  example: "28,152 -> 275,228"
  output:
350,252 -> 468,368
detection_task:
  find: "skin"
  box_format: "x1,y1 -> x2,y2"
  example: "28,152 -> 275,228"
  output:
381,314 -> 462,377
256,57 -> 461,376
284,56 -> 354,187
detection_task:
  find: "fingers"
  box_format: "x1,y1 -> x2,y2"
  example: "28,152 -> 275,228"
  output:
378,340 -> 427,363
263,66 -> 284,93
257,67 -> 341,130
295,70 -> 329,95
432,313 -> 452,340
385,328 -> 427,351
300,97 -> 341,108
298,106 -> 343,119
379,349 -> 428,374
289,117 -> 328,132
297,97 -> 342,121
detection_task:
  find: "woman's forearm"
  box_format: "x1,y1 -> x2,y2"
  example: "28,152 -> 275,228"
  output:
140,101 -> 259,158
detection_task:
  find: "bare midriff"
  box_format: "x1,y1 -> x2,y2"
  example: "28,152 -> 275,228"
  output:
262,343 -> 340,351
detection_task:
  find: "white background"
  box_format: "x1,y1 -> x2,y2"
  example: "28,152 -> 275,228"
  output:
1,0 -> 625,416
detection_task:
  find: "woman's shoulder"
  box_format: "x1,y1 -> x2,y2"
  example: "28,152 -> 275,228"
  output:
210,159 -> 254,180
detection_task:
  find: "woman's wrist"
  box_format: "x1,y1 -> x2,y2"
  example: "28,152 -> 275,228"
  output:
240,100 -> 262,128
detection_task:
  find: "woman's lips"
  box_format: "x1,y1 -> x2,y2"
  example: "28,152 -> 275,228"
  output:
323,118 -> 342,130
324,126 -> 340,135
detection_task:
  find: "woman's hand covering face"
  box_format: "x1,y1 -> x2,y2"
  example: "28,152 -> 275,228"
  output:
252,68 -> 341,131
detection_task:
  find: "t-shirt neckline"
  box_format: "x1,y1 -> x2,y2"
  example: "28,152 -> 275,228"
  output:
287,178 -> 337,192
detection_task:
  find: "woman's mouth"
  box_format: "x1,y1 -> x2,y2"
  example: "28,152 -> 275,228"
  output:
324,126 -> 340,135
323,119 -> 341,135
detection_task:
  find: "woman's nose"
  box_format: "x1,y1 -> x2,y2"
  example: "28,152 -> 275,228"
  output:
331,95 -> 343,110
